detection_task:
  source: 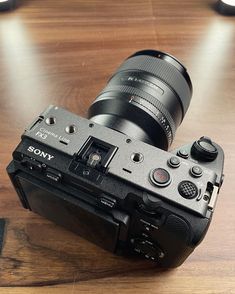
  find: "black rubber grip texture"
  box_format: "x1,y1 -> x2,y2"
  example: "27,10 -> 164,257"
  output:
114,55 -> 192,115
99,84 -> 176,139
165,215 -> 191,243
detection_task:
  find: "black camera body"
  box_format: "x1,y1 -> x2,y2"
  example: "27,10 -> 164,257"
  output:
0,0 -> 16,11
7,105 -> 224,267
7,50 -> 224,267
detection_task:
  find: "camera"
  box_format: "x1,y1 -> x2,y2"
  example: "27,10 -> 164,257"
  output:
7,50 -> 224,267
0,0 -> 15,11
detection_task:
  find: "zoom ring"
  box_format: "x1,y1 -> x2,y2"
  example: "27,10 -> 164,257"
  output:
115,55 -> 192,115
99,84 -> 176,144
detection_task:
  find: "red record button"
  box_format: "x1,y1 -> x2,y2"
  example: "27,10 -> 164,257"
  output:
150,168 -> 171,187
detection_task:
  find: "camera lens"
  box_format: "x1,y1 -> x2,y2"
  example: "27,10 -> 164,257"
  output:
88,50 -> 192,150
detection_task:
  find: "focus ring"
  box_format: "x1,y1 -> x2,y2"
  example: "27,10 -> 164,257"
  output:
99,84 -> 176,140
115,55 -> 192,115
88,50 -> 193,150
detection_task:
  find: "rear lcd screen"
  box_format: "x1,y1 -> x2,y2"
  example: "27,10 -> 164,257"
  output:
16,175 -> 119,252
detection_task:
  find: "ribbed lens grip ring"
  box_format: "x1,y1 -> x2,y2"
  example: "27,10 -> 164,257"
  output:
114,55 -> 192,115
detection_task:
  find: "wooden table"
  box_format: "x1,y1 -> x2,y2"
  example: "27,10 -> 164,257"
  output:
0,0 -> 234,293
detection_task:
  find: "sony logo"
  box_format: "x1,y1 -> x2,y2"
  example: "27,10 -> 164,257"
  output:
27,146 -> 54,161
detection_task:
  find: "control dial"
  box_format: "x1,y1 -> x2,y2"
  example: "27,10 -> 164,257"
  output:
191,136 -> 218,161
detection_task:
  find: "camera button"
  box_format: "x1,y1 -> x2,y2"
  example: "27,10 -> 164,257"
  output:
168,156 -> 181,168
150,168 -> 171,187
46,168 -> 62,182
99,195 -> 116,209
178,181 -> 198,199
132,239 -> 165,260
177,149 -> 189,159
191,165 -> 203,177
141,231 -> 150,239
22,157 -> 42,171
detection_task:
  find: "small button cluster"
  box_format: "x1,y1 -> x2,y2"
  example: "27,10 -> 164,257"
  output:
132,238 -> 164,261
149,156 -> 204,201
21,157 -> 42,171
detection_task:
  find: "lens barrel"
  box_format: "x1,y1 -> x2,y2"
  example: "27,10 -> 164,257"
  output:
88,50 -> 192,150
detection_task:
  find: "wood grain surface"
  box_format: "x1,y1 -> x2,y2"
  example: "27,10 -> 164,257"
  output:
0,0 -> 234,293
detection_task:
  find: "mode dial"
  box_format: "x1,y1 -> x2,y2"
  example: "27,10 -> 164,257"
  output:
191,136 -> 218,161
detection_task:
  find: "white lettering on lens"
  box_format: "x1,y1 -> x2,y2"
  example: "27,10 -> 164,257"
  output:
27,146 -> 54,161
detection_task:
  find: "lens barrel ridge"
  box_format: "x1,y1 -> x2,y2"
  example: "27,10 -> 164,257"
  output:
88,50 -> 192,150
